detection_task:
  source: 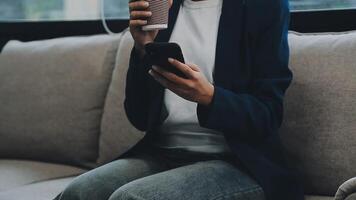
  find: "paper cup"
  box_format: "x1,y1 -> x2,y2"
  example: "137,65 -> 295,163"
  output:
142,0 -> 169,31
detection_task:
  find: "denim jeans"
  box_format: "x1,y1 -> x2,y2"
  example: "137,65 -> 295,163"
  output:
57,145 -> 265,200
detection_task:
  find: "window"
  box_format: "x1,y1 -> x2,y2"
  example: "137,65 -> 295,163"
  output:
1,0 -> 356,22
290,0 -> 356,11
0,0 -> 129,21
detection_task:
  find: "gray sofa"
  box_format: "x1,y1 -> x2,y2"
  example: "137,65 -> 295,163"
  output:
0,29 -> 354,200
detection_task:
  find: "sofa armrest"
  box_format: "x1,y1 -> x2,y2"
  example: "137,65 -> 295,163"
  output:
335,178 -> 356,200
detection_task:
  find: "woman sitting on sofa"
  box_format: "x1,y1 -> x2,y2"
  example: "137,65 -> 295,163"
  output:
58,0 -> 304,199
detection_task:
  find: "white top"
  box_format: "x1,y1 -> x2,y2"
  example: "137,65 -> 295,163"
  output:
154,0 -> 231,155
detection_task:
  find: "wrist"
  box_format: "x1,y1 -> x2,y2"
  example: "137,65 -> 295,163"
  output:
199,84 -> 215,106
134,42 -> 147,59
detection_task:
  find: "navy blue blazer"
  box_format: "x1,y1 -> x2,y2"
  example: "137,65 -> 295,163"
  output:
124,0 -> 304,199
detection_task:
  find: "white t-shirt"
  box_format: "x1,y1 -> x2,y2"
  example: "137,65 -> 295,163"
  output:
154,0 -> 231,155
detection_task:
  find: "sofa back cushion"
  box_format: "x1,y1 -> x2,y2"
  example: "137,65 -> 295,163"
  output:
0,34 -> 120,167
280,31 -> 356,195
98,29 -> 144,164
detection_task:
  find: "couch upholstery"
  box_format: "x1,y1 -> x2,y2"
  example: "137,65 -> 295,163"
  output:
98,30 -> 144,164
0,31 -> 144,169
0,160 -> 85,192
0,29 -> 355,199
0,160 -> 86,200
0,30 -> 143,199
0,35 -> 122,168
0,177 -> 76,200
281,31 -> 356,196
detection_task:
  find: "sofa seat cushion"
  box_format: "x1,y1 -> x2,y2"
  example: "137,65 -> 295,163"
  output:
305,196 -> 334,200
0,159 -> 86,192
0,177 -> 75,200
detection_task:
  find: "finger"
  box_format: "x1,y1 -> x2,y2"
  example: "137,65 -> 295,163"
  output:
149,70 -> 191,98
130,11 -> 152,20
168,58 -> 195,78
152,66 -> 187,85
129,19 -> 148,27
129,1 -> 149,11
149,69 -> 175,89
168,0 -> 173,7
187,63 -> 200,72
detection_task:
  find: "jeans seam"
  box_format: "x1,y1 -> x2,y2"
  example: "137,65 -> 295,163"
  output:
209,186 -> 263,200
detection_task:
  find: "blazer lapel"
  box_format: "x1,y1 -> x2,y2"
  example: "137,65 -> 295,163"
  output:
155,0 -> 182,42
213,0 -> 245,89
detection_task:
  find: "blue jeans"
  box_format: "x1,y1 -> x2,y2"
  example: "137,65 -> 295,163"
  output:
58,146 -> 265,200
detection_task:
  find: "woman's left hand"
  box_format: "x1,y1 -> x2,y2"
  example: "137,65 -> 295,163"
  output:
149,58 -> 214,106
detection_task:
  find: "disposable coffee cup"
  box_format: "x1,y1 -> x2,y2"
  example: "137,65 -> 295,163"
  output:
142,0 -> 169,31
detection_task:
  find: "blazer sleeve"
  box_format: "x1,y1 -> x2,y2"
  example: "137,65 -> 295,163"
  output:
124,48 -> 152,131
197,2 -> 292,143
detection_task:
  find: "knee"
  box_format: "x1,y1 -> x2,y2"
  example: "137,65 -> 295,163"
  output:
108,185 -> 145,200
59,176 -> 92,200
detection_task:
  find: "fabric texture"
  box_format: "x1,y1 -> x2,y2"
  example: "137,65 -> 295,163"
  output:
98,29 -> 144,164
0,177 -> 76,200
0,34 -> 120,167
0,160 -> 86,192
124,0 -> 304,199
345,194 -> 356,200
280,31 -> 356,195
58,146 -> 264,200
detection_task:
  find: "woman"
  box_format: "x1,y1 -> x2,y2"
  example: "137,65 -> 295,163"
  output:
58,0 -> 304,199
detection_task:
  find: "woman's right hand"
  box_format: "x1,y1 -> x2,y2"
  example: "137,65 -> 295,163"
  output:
129,0 -> 173,58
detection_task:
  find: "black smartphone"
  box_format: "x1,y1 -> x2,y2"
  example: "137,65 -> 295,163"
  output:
145,42 -> 187,78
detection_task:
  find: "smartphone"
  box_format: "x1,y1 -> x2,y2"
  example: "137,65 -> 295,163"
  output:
145,42 -> 187,78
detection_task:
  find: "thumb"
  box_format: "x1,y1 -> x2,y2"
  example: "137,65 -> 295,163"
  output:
169,0 -> 173,8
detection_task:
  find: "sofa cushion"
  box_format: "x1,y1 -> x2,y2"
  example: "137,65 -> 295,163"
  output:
280,31 -> 356,195
0,177 -> 76,200
0,159 -> 86,192
0,34 -> 120,167
98,29 -> 144,164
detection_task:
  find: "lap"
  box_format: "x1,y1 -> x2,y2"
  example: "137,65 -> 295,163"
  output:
109,160 -> 265,200
59,154 -> 167,200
